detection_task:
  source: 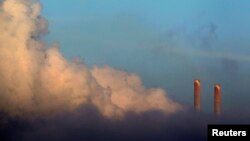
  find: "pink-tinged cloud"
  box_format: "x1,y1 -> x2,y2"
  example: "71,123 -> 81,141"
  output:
0,0 -> 182,119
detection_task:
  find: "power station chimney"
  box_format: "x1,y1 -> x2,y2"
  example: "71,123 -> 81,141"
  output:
194,79 -> 201,112
214,84 -> 221,115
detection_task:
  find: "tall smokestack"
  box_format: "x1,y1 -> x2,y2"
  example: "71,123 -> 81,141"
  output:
214,84 -> 221,115
194,79 -> 201,112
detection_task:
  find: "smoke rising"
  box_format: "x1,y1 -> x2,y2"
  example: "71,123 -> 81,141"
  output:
0,0 -> 182,119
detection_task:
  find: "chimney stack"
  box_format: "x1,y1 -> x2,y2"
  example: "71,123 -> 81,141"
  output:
194,79 -> 201,112
214,84 -> 221,115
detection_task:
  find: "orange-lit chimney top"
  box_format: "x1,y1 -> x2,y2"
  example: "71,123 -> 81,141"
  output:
214,84 -> 221,115
194,79 -> 201,112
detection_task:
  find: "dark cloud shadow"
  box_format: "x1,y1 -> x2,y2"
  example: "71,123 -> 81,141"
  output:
1,106 -> 249,141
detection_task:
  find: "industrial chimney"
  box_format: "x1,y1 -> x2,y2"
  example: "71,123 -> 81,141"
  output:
214,84 -> 221,115
194,79 -> 201,112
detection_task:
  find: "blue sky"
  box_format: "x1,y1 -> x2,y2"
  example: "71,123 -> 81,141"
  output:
42,0 -> 250,115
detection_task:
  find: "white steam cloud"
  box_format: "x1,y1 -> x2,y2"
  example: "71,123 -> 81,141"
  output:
0,0 -> 182,119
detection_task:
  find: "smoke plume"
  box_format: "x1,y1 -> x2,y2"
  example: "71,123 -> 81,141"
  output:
0,0 -> 182,119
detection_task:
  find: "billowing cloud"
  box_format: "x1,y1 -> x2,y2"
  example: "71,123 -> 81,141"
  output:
0,0 -> 182,119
